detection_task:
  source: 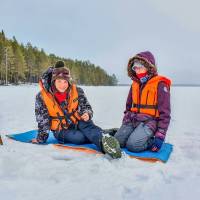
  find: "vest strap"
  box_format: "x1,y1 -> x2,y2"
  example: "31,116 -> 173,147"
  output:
132,103 -> 158,109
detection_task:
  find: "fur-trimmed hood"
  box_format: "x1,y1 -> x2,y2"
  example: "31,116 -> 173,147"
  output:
127,51 -> 158,81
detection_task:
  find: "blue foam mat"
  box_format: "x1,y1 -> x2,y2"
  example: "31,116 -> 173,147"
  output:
6,130 -> 173,162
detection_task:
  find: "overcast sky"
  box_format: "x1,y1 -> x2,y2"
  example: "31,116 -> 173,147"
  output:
1,0 -> 200,84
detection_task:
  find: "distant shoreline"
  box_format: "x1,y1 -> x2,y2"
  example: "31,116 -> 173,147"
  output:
0,83 -> 200,87
117,84 -> 200,87
172,84 -> 200,87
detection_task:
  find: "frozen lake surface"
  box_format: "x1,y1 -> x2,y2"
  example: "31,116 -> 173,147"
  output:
0,85 -> 200,200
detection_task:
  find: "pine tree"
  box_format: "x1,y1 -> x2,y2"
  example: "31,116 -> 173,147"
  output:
11,37 -> 26,84
0,32 -> 118,85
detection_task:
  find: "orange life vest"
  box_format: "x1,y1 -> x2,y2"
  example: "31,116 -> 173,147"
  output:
130,75 -> 171,117
39,80 -> 81,131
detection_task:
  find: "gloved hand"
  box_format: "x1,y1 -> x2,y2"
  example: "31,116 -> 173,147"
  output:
151,137 -> 164,152
122,111 -> 132,124
31,132 -> 48,144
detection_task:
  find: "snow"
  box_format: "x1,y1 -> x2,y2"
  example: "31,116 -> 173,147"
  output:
0,85 -> 200,200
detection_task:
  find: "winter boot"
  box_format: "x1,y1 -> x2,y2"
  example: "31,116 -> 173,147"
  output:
102,134 -> 122,159
103,128 -> 119,136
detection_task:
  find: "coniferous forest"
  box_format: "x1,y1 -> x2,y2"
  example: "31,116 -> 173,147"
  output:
0,30 -> 118,86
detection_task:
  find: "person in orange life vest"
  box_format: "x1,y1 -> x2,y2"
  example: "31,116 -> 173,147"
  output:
114,51 -> 171,152
32,61 -> 122,159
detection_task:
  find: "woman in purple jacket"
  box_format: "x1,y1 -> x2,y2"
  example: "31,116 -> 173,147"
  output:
115,51 -> 171,152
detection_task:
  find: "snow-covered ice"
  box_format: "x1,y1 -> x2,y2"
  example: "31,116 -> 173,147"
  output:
0,85 -> 200,200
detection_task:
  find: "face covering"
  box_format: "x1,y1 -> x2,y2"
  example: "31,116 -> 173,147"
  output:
132,61 -> 145,71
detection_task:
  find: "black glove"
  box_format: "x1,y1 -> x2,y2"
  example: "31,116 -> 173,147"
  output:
36,132 -> 49,144
151,136 -> 164,152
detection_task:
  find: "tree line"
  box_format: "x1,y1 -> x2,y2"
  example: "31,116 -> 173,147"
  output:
0,30 -> 118,86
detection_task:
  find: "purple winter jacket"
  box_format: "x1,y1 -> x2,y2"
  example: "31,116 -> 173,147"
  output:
123,80 -> 171,140
124,51 -> 171,140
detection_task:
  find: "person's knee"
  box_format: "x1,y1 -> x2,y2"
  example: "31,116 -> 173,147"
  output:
53,129 -> 87,144
126,137 -> 147,152
114,132 -> 126,147
66,130 -> 87,144
114,124 -> 134,148
71,135 -> 86,144
126,123 -> 153,152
